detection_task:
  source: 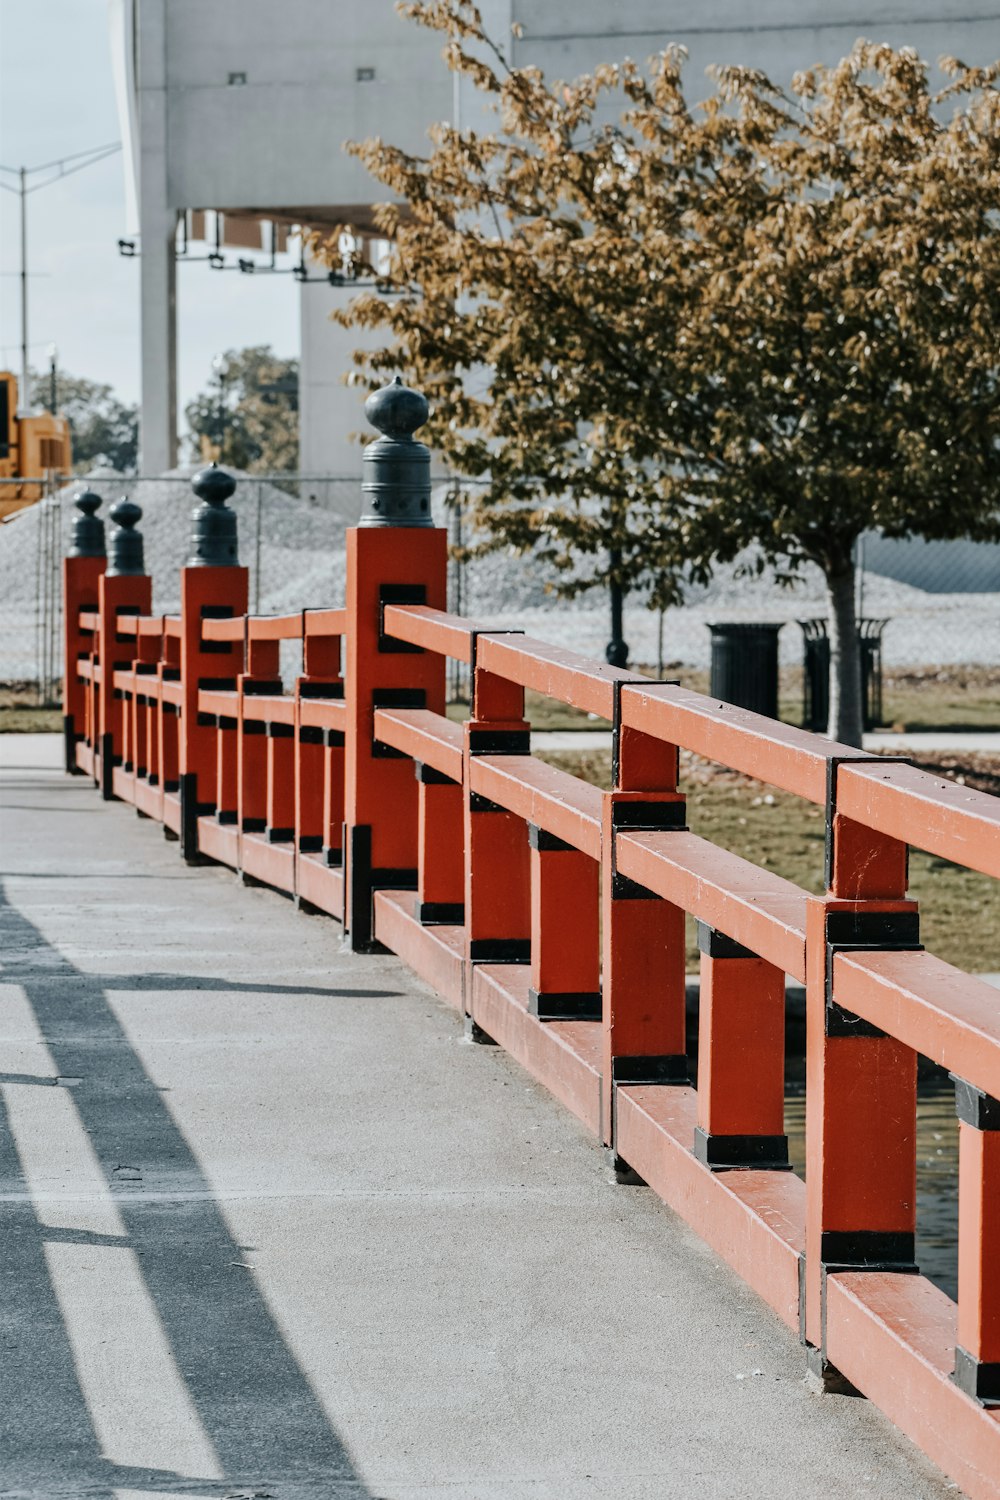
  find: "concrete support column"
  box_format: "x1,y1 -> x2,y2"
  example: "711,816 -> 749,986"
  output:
136,0 -> 177,474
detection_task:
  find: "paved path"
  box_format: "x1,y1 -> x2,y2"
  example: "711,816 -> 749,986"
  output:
0,736 -> 957,1499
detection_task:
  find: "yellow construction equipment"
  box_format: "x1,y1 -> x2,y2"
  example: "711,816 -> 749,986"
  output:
0,370 -> 72,519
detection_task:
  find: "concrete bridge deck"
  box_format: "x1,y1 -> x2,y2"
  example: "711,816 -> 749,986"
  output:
0,737 -> 956,1500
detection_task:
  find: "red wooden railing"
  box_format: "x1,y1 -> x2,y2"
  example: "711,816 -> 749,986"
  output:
62,433 -> 1000,1499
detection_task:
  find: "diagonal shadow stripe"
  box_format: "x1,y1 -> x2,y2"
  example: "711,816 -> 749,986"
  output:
0,882 -> 371,1498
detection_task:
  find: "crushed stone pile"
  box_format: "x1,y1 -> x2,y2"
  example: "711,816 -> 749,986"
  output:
2,468 -> 997,680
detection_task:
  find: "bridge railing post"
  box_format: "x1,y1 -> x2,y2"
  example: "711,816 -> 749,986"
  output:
953,1081 -> 1000,1404
179,465 -> 247,863
97,499 -> 151,801
343,378 -> 447,951
462,656 -> 531,984
804,768 -> 917,1388
601,690 -> 687,1152
62,490 -> 106,775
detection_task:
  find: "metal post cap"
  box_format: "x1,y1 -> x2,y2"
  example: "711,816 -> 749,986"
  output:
68,490 -> 106,558
187,463 -> 240,567
106,497 -> 145,577
359,375 -> 433,528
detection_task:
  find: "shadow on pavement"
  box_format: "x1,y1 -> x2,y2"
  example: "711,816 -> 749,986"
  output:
0,881 -> 372,1500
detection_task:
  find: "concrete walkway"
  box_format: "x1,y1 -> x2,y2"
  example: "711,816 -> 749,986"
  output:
0,737 -> 957,1500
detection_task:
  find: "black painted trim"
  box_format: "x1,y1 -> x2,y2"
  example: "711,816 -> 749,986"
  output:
415,761 -> 457,786
819,1230 -> 916,1270
468,938 -> 531,964
952,1075 -> 1000,1131
378,583 -> 426,654
693,1126 -> 790,1170
527,988 -> 602,1021
696,922 -> 755,960
953,1345 -> 1000,1405
468,728 -> 531,756
610,872 -> 659,901
528,824 -> 574,852
611,1054 -> 689,1085
610,799 -> 686,832
418,901 -> 465,925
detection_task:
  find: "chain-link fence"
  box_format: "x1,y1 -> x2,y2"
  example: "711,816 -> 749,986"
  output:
4,470 -> 1000,728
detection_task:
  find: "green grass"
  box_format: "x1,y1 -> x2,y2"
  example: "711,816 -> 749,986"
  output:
537,747 -> 1000,974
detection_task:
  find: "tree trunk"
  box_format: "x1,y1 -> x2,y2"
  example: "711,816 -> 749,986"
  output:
826,560 -> 863,747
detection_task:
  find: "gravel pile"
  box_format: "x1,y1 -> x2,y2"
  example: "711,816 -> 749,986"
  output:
3,467 -> 998,680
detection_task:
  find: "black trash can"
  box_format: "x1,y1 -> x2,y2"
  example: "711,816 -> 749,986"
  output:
708,622 -> 783,719
799,618 -> 889,732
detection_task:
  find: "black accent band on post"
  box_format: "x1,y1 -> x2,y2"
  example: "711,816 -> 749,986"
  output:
469,792 -> 507,815
199,603 -> 237,656
323,845 -> 342,867
298,834 -> 323,853
241,678 -> 282,695
693,1126 -> 790,1171
528,824 -> 574,852
468,938 -> 531,964
219,715 -> 237,731
378,583 -> 426,653
527,988 -> 602,1021
611,1054 -> 689,1085
266,827 -> 295,844
298,680 -> 344,699
324,729 -> 346,749
696,922 -> 755,960
819,1230 -> 917,1271
267,722 -> 294,740
825,908 -> 922,1037
610,799 -> 686,832
242,816 -> 267,833
345,822 -> 418,953
468,728 -> 531,756
179,771 -> 200,862
952,1076 -> 1000,1130
63,713 -> 78,774
824,754 -> 911,890
953,1346 -> 1000,1406
371,687 -> 426,759
415,761 -> 457,786
100,732 -> 115,801
418,901 -> 465,926
217,810 -> 238,826
298,724 -> 324,745
611,872 -> 659,901
242,720 -> 266,736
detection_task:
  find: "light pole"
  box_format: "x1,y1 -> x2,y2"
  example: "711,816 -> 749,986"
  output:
19,166 -> 28,413
0,143 -> 121,414
47,343 -> 58,414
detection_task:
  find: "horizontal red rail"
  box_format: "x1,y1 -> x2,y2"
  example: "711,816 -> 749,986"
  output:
838,761 -> 1000,881
616,829 -> 809,980
372,707 -> 463,780
468,755 -> 602,859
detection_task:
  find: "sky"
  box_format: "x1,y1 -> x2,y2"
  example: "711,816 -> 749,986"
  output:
0,0 -> 298,416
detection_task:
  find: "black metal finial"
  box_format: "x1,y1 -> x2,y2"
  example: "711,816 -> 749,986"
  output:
68,490 -> 105,559
106,497 -> 145,577
359,376 -> 434,528
187,463 -> 239,566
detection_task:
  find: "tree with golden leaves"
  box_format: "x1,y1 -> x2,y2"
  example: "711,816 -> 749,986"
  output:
317,2 -> 1000,744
